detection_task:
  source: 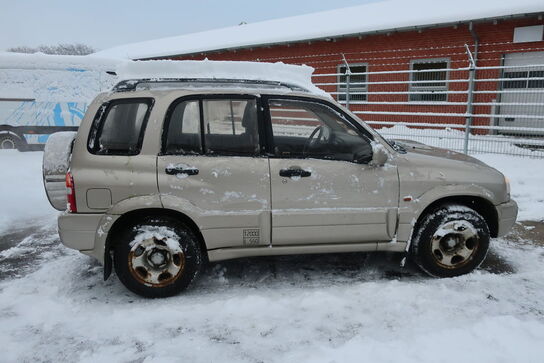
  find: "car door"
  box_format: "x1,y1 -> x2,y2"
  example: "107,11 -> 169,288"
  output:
264,96 -> 399,246
157,95 -> 271,250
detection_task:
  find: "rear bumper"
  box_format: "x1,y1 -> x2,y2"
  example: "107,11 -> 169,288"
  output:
58,213 -> 102,251
496,200 -> 518,237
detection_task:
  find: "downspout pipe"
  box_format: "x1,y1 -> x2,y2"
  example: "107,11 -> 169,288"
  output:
463,21 -> 479,154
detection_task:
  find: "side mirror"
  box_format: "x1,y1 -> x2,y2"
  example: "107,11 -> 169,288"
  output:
370,143 -> 389,167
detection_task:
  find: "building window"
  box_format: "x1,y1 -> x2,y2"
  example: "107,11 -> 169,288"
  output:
409,59 -> 449,102
503,70 -> 544,89
337,64 -> 367,102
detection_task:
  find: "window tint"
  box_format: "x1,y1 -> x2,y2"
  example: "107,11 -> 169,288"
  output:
202,99 -> 259,155
410,60 -> 449,102
269,99 -> 372,163
165,100 -> 201,154
89,99 -> 151,155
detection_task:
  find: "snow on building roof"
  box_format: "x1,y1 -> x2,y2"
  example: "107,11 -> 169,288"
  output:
94,0 -> 544,60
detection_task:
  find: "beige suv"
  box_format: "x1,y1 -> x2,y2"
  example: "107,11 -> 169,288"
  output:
43,78 -> 517,298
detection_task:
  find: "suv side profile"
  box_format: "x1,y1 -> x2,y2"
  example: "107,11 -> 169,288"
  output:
43,78 -> 517,298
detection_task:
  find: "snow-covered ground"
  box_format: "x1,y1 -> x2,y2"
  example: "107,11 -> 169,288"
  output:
1,150 -> 543,362
0,150 -> 57,234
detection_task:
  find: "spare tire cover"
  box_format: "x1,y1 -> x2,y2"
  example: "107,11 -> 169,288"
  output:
42,131 -> 77,211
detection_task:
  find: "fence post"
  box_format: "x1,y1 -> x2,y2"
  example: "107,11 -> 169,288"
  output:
463,44 -> 476,154
341,53 -> 351,110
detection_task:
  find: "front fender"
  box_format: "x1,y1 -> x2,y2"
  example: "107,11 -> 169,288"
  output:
396,184 -> 497,243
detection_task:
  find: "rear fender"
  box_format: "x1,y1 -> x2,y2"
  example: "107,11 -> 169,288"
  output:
99,194 -> 162,280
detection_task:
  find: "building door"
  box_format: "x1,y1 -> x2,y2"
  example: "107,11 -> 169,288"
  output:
498,51 -> 544,135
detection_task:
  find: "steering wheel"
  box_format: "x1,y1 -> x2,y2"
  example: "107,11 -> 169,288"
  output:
303,126 -> 323,156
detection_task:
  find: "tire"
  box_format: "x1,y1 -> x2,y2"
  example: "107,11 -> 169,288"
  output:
113,215 -> 203,298
410,204 -> 490,278
0,133 -> 21,150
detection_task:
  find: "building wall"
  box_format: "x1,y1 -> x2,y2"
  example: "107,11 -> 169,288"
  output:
164,16 -> 544,129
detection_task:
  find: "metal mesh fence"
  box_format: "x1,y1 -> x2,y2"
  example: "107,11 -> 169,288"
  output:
306,42 -> 544,158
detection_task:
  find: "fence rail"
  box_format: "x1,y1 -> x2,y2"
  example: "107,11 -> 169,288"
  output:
309,46 -> 544,158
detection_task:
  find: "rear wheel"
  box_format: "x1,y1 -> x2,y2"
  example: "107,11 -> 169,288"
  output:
113,215 -> 203,298
410,204 -> 490,277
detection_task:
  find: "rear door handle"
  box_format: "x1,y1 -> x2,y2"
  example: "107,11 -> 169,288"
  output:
279,168 -> 311,178
165,165 -> 199,176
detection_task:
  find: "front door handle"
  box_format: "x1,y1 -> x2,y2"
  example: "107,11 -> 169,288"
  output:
165,165 -> 199,176
279,168 -> 311,178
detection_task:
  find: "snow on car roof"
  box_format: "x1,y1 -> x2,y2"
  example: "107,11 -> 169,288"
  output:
114,59 -> 328,96
94,0 -> 544,60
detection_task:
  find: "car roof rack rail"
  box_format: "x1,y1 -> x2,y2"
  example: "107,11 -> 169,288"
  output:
112,78 -> 309,93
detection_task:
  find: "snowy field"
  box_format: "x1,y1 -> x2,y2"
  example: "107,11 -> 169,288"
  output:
1,150 -> 544,362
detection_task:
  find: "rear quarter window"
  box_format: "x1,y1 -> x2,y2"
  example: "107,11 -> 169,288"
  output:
88,98 -> 153,155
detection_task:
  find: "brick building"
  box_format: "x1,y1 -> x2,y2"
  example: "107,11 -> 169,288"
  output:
98,0 -> 544,141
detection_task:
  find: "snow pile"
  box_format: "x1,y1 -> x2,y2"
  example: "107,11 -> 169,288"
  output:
116,59 -> 326,96
94,0 -> 544,59
477,154 -> 544,221
0,151 -> 57,234
375,123 -> 544,158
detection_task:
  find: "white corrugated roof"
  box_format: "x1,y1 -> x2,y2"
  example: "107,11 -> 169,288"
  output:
94,0 -> 544,60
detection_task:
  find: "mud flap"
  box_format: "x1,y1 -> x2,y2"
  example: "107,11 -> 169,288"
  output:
104,248 -> 113,281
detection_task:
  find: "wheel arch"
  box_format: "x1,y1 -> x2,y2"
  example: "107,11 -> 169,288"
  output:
103,208 -> 208,280
414,195 -> 498,238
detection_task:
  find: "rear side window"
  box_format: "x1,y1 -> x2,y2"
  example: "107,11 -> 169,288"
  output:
202,99 -> 259,155
164,100 -> 201,154
163,97 -> 260,156
88,98 -> 153,155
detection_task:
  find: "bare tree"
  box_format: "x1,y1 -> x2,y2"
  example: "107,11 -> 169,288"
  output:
7,43 -> 95,55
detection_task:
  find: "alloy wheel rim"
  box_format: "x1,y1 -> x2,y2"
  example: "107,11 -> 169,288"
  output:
431,220 -> 480,269
128,236 -> 185,287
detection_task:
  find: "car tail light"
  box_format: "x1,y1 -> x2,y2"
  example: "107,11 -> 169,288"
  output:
66,171 -> 77,213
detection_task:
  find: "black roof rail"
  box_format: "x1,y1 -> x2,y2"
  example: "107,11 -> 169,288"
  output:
112,78 -> 309,93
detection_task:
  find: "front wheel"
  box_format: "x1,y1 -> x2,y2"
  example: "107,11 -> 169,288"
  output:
0,133 -> 21,150
410,204 -> 490,277
113,216 -> 203,298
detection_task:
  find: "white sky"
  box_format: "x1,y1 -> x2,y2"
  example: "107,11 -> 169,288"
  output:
0,0 -> 379,52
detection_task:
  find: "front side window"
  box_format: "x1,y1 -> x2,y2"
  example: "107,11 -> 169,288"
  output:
337,64 -> 367,102
88,99 -> 152,155
409,59 -> 449,102
269,99 -> 372,163
164,97 -> 260,156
